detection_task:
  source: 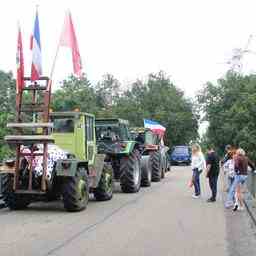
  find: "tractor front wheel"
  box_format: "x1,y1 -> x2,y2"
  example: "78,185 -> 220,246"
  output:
62,168 -> 89,212
120,149 -> 141,193
1,174 -> 30,210
94,163 -> 114,201
151,151 -> 161,182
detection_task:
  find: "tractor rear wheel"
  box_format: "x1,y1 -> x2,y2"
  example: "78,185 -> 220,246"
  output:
1,174 -> 30,210
141,156 -> 152,187
94,163 -> 114,201
62,167 -> 89,212
120,149 -> 141,193
151,151 -> 161,182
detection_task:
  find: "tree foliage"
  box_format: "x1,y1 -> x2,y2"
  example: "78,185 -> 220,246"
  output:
198,72 -> 256,159
112,71 -> 198,146
51,74 -> 98,114
0,71 -> 16,160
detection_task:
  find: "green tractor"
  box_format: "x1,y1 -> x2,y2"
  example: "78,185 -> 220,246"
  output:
95,118 -> 141,193
1,112 -> 114,212
130,127 -> 170,184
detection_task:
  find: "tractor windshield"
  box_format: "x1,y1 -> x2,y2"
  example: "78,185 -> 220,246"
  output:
52,117 -> 75,133
96,123 -> 130,141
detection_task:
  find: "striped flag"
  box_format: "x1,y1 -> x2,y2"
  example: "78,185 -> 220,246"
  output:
30,10 -> 42,81
16,25 -> 24,93
144,119 -> 166,136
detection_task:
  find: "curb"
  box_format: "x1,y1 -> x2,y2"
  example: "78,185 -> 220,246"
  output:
244,191 -> 256,226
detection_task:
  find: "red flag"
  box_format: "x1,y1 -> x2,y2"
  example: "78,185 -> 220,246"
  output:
59,11 -> 82,77
16,26 -> 24,93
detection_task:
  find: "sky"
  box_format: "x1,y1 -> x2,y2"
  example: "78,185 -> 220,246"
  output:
1,0 -> 256,135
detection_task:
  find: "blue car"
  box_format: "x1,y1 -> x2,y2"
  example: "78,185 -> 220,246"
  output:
169,146 -> 191,165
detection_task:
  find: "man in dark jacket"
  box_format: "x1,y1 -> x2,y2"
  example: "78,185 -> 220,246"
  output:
206,146 -> 220,202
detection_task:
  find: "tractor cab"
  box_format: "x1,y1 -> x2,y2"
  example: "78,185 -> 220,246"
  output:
95,118 -> 133,155
50,112 -> 96,164
130,127 -> 160,151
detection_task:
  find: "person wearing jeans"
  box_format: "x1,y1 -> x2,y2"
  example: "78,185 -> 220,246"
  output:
193,168 -> 201,196
191,144 -> 206,198
225,148 -> 255,210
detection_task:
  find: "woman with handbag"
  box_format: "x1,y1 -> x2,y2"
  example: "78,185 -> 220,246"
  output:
191,144 -> 206,198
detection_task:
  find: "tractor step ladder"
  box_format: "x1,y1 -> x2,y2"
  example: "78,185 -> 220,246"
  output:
5,77 -> 53,193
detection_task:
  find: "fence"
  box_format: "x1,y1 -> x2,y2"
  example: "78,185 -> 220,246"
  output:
246,170 -> 256,198
0,173 -> 2,198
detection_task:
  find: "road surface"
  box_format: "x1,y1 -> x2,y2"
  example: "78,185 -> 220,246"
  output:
0,166 -> 255,256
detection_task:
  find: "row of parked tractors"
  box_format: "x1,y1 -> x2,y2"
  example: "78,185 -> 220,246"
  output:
0,111 -> 170,212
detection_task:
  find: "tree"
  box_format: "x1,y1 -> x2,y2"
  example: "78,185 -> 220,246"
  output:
198,72 -> 256,159
0,71 -> 16,160
113,71 -> 199,146
95,73 -> 121,109
0,70 -> 16,113
51,74 -> 98,114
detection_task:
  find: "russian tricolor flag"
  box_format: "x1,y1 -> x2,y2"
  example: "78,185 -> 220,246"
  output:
30,10 -> 42,81
144,119 -> 166,137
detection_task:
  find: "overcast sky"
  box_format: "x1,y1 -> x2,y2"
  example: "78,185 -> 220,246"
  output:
1,0 -> 256,98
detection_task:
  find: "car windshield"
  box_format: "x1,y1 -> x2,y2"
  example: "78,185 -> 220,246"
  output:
173,147 -> 189,155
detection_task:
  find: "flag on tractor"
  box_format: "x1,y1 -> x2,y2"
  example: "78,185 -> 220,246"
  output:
30,10 -> 42,81
59,11 -> 82,77
16,25 -> 24,93
144,119 -> 166,137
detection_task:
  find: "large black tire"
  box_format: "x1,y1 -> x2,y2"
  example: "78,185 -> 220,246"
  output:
1,174 -> 30,210
94,163 -> 114,201
151,151 -> 161,182
120,149 -> 141,193
141,156 -> 152,187
62,167 -> 89,212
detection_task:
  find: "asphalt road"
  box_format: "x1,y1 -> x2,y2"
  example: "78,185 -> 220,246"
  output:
0,166 -> 255,256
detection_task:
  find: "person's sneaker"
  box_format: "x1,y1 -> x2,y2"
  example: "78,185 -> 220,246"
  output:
238,206 -> 244,211
233,204 -> 238,211
207,198 -> 216,202
192,195 -> 200,199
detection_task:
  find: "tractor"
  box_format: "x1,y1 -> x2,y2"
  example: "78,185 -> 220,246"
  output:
95,118 -> 141,193
130,127 -> 171,184
0,77 -> 114,212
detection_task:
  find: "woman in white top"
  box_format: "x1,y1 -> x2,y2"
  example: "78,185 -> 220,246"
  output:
191,144 -> 206,198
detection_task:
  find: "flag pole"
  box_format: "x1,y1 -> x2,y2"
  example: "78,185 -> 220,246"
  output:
48,10 -> 69,89
49,39 -> 61,80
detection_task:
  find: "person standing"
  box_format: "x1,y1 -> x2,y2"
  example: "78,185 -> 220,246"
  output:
221,145 -> 234,192
191,144 -> 206,198
223,151 -> 236,194
232,148 -> 255,211
225,148 -> 255,209
205,146 -> 220,202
